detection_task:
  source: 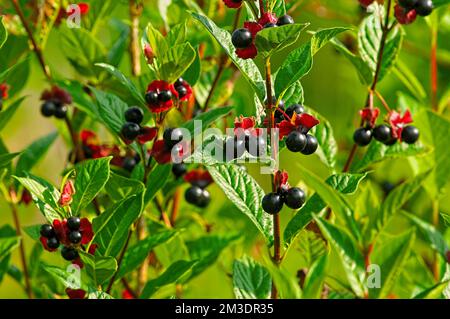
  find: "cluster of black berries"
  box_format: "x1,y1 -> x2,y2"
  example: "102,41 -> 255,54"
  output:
40,217 -> 81,261
145,88 -> 172,105
398,0 -> 433,16
41,100 -> 68,119
121,106 -> 145,140
262,187 -> 306,215
185,178 -> 211,208
353,124 -> 419,146
173,78 -> 190,100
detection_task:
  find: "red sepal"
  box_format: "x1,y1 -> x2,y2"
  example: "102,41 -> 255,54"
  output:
66,288 -> 86,299
137,127 -> 158,144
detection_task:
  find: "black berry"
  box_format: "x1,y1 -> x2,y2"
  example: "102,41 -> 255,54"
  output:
163,128 -> 183,148
399,0 -> 419,9
197,189 -> 211,208
46,237 -> 60,249
285,104 -> 305,118
61,246 -> 79,261
69,231 -> 82,244
174,78 -> 184,88
185,186 -> 210,208
158,90 -> 172,102
373,125 -> 392,143
176,86 -> 188,98
401,125 -> 419,144
277,15 -> 295,26
145,91 -> 158,104
40,224 -> 55,238
264,23 -> 277,28
231,28 -> 253,48
172,163 -> 187,178
301,134 -> 318,155
41,101 -> 56,117
262,193 -> 284,215
125,107 -> 144,125
121,122 -> 141,140
284,187 -> 306,209
353,127 -> 372,146
246,135 -> 267,157
53,104 -> 68,119
286,131 -> 307,152
67,217 -> 81,231
384,137 -> 398,146
123,156 -> 137,172
415,0 -> 433,16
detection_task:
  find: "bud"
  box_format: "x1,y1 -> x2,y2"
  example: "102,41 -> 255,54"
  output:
59,180 -> 75,206
144,44 -> 155,64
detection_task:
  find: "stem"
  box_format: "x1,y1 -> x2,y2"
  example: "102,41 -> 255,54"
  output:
129,0 -> 143,76
65,116 -> 84,164
258,0 -> 265,16
106,230 -> 133,294
10,0 -> 51,80
170,188 -> 181,226
9,192 -> 33,299
373,90 -> 392,112
121,278 -> 138,298
431,201 -> 440,281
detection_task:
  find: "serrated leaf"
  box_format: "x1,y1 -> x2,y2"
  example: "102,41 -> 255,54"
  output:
140,260 -> 197,299
233,255 -> 271,299
96,63 -> 147,107
144,164 -> 171,206
160,43 -> 196,83
0,97 -> 25,132
314,217 -> 366,297
207,164 -> 273,245
358,3 -> 403,82
284,172 -> 367,247
255,24 -> 307,58
71,157 -> 111,215
186,234 -> 240,280
370,231 -> 415,298
15,132 -> 58,177
295,230 -> 327,267
117,230 -> 176,279
90,87 -> 128,136
42,264 -> 80,289
191,12 -> 265,101
303,254 -> 328,299
92,193 -> 144,257
275,27 -> 350,97
14,174 -> 64,223
79,252 -> 117,286
105,172 -> 145,201
352,141 -> 427,172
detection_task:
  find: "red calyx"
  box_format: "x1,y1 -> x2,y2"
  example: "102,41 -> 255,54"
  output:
234,116 -> 263,137
66,288 -> 86,299
359,107 -> 380,127
184,169 -> 213,187
258,13 -> 278,26
274,170 -> 289,192
359,0 -> 376,8
137,126 -> 158,145
0,83 -> 9,99
235,22 -> 263,60
151,140 -> 189,164
20,189 -> 32,206
279,113 -> 320,139
67,3 -> 89,16
59,180 -> 75,207
50,217 -> 93,247
40,236 -> 57,252
41,86 -> 72,105
394,5 -> 417,25
146,80 -> 179,113
176,80 -> 193,102
122,289 -> 135,299
223,0 -> 243,9
388,110 -> 413,140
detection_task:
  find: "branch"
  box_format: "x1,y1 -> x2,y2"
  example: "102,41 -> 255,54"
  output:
129,0 -> 143,76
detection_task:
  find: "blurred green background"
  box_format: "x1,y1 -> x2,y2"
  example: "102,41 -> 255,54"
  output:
0,0 -> 449,298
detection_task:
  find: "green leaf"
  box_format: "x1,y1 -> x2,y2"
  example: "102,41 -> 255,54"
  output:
358,3 -> 403,82
393,60 -> 427,101
140,260 -> 197,299
370,231 -> 415,298
144,164 -> 171,206
191,12 -> 265,101
186,234 -> 240,280
352,141 -> 427,172
105,172 -> 145,201
166,22 -> 187,47
275,27 -> 350,97
117,230 -> 176,279
42,264 -> 80,288
430,0 -> 450,8
181,106 -> 233,137
0,152 -> 20,168
264,261 -> 302,299
160,43 -> 196,83
303,254 -> 328,299
0,16 -> 7,49
92,193 -> 144,257
233,255 -> 271,299
79,252 -> 117,286
71,157 -> 112,215
413,279 -> 450,299
55,80 -> 99,119
14,174 -> 64,223
314,217 -> 366,297
23,225 -> 41,240
282,80 -> 304,105
284,172 -> 367,247
144,23 -> 168,59
331,38 -> 373,85
95,63 -> 146,106
207,164 -> 273,245
295,230 -> 327,267
0,237 -> 20,261
309,109 -> 338,169
88,290 -> 114,299
15,132 -> 58,177
182,47 -> 201,85
90,87 -> 128,136
402,211 -> 448,258
0,97 -> 25,132
255,24 -> 308,58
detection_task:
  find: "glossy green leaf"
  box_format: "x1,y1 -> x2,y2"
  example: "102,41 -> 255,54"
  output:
90,87 -> 128,136
309,109 -> 338,169
282,80 -> 304,106
275,27 -> 350,97
71,157 -> 111,215
182,46 -> 201,85
105,172 -> 145,201
370,231 -> 415,298
255,24 -> 307,58
413,279 -> 450,299
0,97 -> 25,132
92,193 -> 144,257
0,16 -> 7,48
79,252 -> 117,286
303,254 -> 328,299
207,164 -> 273,245
117,231 -> 176,279
140,260 -> 196,299
143,164 -> 171,206
191,12 -> 266,101
160,43 -> 196,83
233,256 -> 271,299
264,261 -> 302,299
314,217 -> 366,297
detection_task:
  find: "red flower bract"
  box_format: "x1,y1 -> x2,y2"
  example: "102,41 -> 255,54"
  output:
360,107 -> 380,127
151,140 -> 188,164
234,116 -> 263,137
59,180 -> 75,207
184,169 -> 213,187
274,170 -> 289,192
66,288 -> 86,299
223,0 -> 242,8
0,83 -> 9,99
258,12 -> 278,26
235,22 -> 263,60
394,5 -> 417,25
80,218 -> 94,245
137,126 -> 158,145
146,80 -> 178,113
279,113 -> 320,139
40,236 -> 57,252
41,86 -> 72,105
176,81 -> 193,102
388,110 -> 413,139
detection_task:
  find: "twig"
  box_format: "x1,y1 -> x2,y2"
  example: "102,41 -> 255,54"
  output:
373,90 -> 392,112
170,188 -> 181,226
129,0 -> 143,76
121,278 -> 138,298
106,230 -> 133,294
9,191 -> 33,299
